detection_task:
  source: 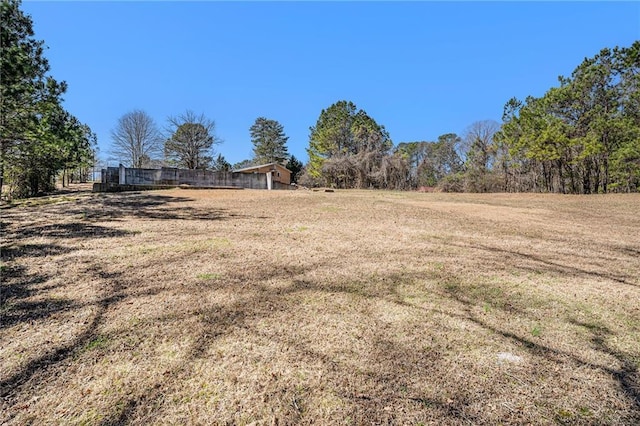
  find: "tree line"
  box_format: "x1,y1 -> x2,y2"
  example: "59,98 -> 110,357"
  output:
3,0 -> 638,197
1,0 -> 96,198
301,42 -> 639,193
495,43 -> 640,194
301,100 -> 507,191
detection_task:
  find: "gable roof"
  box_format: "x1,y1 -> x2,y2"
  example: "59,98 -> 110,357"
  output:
233,163 -> 291,173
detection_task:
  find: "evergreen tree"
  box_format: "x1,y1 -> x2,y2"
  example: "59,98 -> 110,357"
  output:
232,159 -> 256,170
212,154 -> 231,172
496,41 -> 640,193
307,100 -> 391,188
1,0 -> 95,197
285,155 -> 304,183
250,117 -> 289,164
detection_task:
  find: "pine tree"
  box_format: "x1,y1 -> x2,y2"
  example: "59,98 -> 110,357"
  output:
286,155 -> 303,183
250,117 -> 289,165
1,0 -> 95,197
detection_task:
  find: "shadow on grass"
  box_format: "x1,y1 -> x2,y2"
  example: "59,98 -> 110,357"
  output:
1,242 -> 73,259
71,192 -> 248,222
1,265 -> 52,318
8,256 -> 635,424
568,318 -> 640,414
0,229 -> 130,332
2,191 -> 262,228
437,276 -> 640,423
95,268 -> 483,425
1,246 -> 71,331
0,191 -> 264,423
613,244 -> 640,258
0,268 -> 125,401
90,255 -> 639,423
11,223 -> 137,240
0,191 -> 258,334
1,297 -> 76,330
450,241 -> 638,288
0,264 -> 166,411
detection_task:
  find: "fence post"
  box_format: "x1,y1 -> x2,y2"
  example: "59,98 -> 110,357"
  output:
266,172 -> 272,190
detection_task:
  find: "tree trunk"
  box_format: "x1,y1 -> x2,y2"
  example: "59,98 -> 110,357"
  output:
0,141 -> 5,194
557,158 -> 565,194
583,158 -> 591,194
603,155 -> 609,193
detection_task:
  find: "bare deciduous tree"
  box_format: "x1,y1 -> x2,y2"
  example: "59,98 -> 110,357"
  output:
110,110 -> 162,168
463,120 -> 500,172
463,120 -> 500,192
165,110 -> 220,169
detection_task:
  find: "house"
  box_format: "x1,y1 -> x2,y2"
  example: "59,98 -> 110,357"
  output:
233,163 -> 292,186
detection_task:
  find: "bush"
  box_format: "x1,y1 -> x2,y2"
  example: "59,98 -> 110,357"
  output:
437,172 -> 465,192
297,168 -> 323,188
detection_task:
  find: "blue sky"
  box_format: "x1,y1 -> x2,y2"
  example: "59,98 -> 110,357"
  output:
22,1 -> 640,166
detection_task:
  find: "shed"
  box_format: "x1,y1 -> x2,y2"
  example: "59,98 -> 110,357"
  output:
233,163 -> 292,186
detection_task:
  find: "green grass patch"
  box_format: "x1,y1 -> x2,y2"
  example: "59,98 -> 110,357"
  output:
197,273 -> 221,280
189,238 -> 232,251
531,324 -> 542,337
137,245 -> 161,255
82,336 -> 110,352
287,225 -> 309,232
319,205 -> 341,212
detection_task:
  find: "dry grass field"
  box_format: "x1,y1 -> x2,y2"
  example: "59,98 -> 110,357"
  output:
1,186 -> 639,425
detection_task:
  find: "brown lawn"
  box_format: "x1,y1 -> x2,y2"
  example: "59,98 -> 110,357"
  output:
1,186 -> 639,425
